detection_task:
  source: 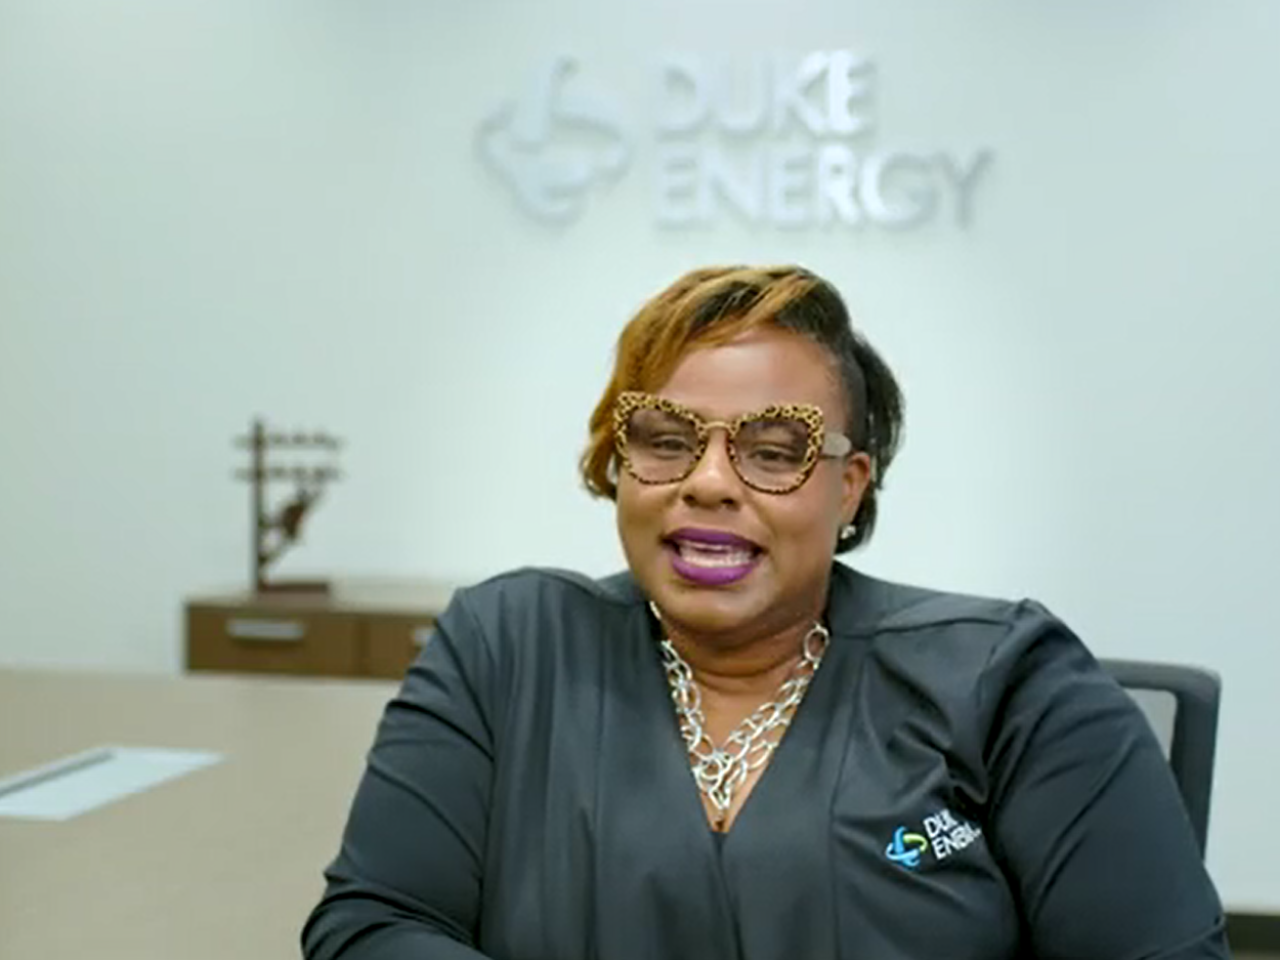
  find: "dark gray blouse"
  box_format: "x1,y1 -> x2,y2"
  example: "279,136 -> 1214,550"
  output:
302,564 -> 1228,960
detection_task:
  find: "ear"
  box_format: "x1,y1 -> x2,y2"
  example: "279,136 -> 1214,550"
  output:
840,451 -> 874,525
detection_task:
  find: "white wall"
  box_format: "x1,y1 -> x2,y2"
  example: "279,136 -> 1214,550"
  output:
2,0 -> 1277,910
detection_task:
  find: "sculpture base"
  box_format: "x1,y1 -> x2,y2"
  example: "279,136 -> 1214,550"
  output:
256,578 -> 331,596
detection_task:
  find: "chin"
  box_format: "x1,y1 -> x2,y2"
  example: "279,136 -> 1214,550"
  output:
654,579 -> 768,632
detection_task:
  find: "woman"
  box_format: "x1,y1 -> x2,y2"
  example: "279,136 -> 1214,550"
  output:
302,266 -> 1229,959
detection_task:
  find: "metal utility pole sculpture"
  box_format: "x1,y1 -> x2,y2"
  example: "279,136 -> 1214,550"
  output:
234,419 -> 342,593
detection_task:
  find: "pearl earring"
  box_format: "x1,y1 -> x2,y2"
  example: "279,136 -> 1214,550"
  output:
840,523 -> 857,540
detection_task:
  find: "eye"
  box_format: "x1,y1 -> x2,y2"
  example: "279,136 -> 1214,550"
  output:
649,434 -> 696,454
626,409 -> 698,459
751,445 -> 802,463
737,419 -> 810,471
744,444 -> 806,469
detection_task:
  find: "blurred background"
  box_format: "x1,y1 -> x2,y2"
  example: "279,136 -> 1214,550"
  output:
1,0 -> 1277,919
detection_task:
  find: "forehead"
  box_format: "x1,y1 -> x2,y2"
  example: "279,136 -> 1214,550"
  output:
653,327 -> 846,425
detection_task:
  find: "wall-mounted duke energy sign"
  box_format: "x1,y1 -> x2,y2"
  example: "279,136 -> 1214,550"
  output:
478,51 -> 993,231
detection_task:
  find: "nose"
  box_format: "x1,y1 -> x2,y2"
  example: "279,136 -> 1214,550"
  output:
678,429 -> 743,507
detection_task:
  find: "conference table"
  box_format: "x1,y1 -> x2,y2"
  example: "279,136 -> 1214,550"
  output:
0,667 -> 399,959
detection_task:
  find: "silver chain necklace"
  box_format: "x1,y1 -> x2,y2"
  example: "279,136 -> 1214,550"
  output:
652,603 -> 830,826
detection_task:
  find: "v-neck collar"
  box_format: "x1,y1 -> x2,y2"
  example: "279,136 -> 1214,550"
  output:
590,565 -> 876,960
714,625 -> 843,849
619,566 -> 870,851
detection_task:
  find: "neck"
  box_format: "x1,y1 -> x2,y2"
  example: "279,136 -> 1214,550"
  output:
660,611 -> 822,699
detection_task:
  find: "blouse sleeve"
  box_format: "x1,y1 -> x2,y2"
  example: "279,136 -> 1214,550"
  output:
301,593 -> 498,960
981,602 -> 1230,960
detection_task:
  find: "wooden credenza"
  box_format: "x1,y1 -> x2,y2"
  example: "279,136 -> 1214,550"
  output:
185,579 -> 458,680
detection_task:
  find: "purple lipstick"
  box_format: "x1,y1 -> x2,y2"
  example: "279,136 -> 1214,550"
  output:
665,527 -> 762,587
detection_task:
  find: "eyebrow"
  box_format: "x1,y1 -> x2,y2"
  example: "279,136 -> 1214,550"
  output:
652,395 -> 833,422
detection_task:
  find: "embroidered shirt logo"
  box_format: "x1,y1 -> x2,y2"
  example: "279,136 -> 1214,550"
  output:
884,826 -> 929,869
885,808 -> 983,870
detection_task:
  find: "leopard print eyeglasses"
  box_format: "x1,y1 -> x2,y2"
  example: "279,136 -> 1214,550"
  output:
612,391 -> 853,495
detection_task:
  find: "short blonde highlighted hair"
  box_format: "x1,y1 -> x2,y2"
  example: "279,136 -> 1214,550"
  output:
580,265 -> 905,551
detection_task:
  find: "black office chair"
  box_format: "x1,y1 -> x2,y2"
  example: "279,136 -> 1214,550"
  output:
1100,659 -> 1221,857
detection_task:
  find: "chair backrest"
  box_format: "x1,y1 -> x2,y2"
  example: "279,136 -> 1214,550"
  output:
1100,659 -> 1221,857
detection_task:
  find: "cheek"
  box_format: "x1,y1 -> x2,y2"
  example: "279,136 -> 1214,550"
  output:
761,478 -> 843,542
615,478 -> 664,540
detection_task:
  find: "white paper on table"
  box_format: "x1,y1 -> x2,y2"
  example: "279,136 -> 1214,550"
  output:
0,746 -> 223,821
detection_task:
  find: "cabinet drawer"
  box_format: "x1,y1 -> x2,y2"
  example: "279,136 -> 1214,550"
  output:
186,606 -> 361,676
363,617 -> 436,680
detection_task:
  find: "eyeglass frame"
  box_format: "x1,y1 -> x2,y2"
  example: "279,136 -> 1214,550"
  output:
612,390 -> 855,495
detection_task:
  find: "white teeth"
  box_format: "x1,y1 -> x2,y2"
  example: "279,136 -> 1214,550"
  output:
675,542 -> 755,567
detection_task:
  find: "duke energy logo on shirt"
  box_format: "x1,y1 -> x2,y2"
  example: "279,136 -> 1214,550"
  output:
885,808 -> 983,870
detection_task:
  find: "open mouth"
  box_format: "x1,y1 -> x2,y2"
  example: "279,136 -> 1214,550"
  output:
667,539 -> 760,568
662,529 -> 764,584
